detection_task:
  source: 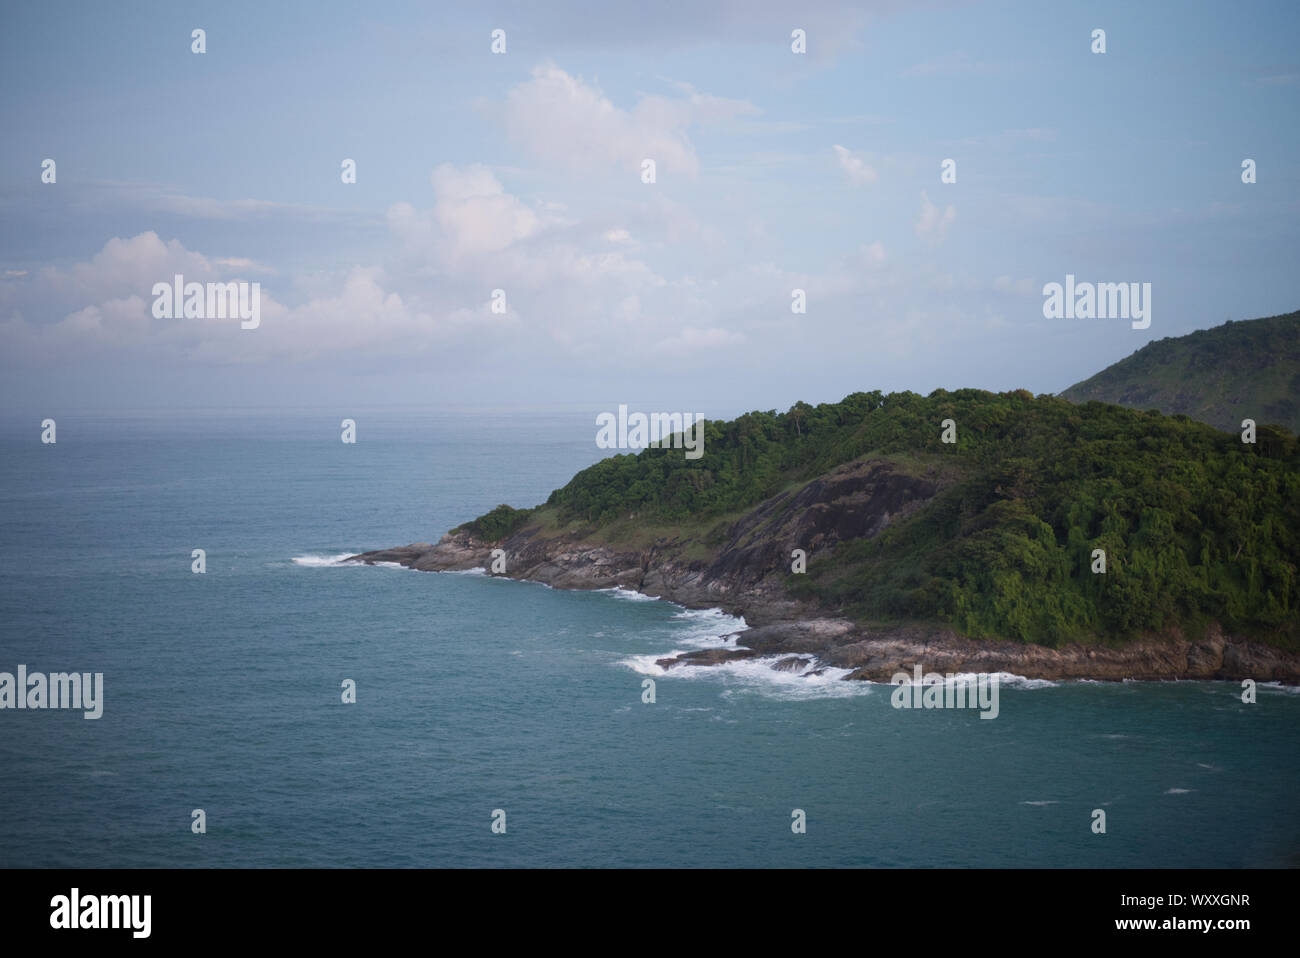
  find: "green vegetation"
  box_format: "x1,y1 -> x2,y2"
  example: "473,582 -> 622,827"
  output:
546,390 -> 898,523
452,503 -> 535,541
465,388 -> 1300,648
1061,310 -> 1300,433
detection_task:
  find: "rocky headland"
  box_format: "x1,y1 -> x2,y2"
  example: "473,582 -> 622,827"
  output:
345,463 -> 1300,685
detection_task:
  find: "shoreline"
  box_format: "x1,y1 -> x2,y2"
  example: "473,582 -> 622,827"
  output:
344,536 -> 1300,685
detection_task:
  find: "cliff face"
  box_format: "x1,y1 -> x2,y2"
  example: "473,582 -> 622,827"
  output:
347,457 -> 1300,684
351,459 -> 939,625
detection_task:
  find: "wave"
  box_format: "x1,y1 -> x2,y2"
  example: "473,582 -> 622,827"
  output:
1260,681 -> 1300,695
1164,788 -> 1194,794
620,651 -> 872,700
668,607 -> 748,648
597,586 -> 660,602
858,670 -> 1059,690
986,672 -> 1058,690
291,553 -> 358,567
937,671 -> 1058,690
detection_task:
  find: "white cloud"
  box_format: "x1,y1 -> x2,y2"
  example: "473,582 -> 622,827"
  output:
386,164 -> 548,268
916,190 -> 956,244
214,257 -> 276,274
832,145 -> 878,186
71,231 -> 215,301
428,163 -> 542,259
859,241 -> 887,268
0,162 -> 992,386
0,231 -> 212,327
502,62 -> 757,176
0,233 -> 443,366
652,325 -> 745,355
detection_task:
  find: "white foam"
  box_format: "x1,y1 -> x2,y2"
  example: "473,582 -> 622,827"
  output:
1260,681 -> 1300,695
1019,800 -> 1058,806
598,586 -> 660,602
623,653 -> 676,677
292,553 -> 357,567
858,670 -> 1058,690
982,671 -> 1058,689
672,606 -> 744,624
714,659 -> 872,700
621,651 -> 872,700
668,607 -> 748,649
1164,788 -> 1194,795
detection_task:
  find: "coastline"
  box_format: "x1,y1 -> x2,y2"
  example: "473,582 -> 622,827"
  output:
345,534 -> 1300,685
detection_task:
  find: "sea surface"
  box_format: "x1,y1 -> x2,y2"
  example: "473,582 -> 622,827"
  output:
1,409 -> 1297,868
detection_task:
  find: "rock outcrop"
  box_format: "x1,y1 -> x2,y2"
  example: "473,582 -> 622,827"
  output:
346,458 -> 1300,684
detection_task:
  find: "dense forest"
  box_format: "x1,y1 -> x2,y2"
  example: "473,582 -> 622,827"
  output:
457,389 -> 1300,648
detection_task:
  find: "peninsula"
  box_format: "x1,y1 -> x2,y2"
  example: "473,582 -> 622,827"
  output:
349,360 -> 1300,684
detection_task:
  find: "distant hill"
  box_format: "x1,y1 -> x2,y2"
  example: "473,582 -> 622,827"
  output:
1060,310 -> 1300,433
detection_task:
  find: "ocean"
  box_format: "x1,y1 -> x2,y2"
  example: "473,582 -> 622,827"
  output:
1,409 -> 1297,868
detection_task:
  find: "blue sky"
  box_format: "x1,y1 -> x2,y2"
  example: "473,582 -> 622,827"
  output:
1,0 -> 1297,418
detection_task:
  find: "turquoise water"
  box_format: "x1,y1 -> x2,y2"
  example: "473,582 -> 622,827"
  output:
1,411 -> 1297,868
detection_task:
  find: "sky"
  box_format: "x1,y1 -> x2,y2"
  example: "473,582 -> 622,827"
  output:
1,0 -> 1297,420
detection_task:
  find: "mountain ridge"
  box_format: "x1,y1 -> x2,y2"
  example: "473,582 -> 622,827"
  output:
1060,309 -> 1300,433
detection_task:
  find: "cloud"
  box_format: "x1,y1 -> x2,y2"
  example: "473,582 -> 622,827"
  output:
859,241 -> 887,267
2,159 -> 684,370
652,325 -> 745,355
0,231 -> 215,324
0,232 -> 443,366
502,62 -> 757,176
0,163 -> 1016,390
832,145 -> 878,186
427,163 -> 542,259
205,267 -> 438,364
214,257 -> 276,274
916,190 -> 956,244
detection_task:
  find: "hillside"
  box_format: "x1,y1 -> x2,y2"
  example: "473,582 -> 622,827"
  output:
351,390 -> 1300,678
1060,309 -> 1300,433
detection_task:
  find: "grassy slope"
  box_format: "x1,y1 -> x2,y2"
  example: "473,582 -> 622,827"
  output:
1060,310 -> 1300,433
